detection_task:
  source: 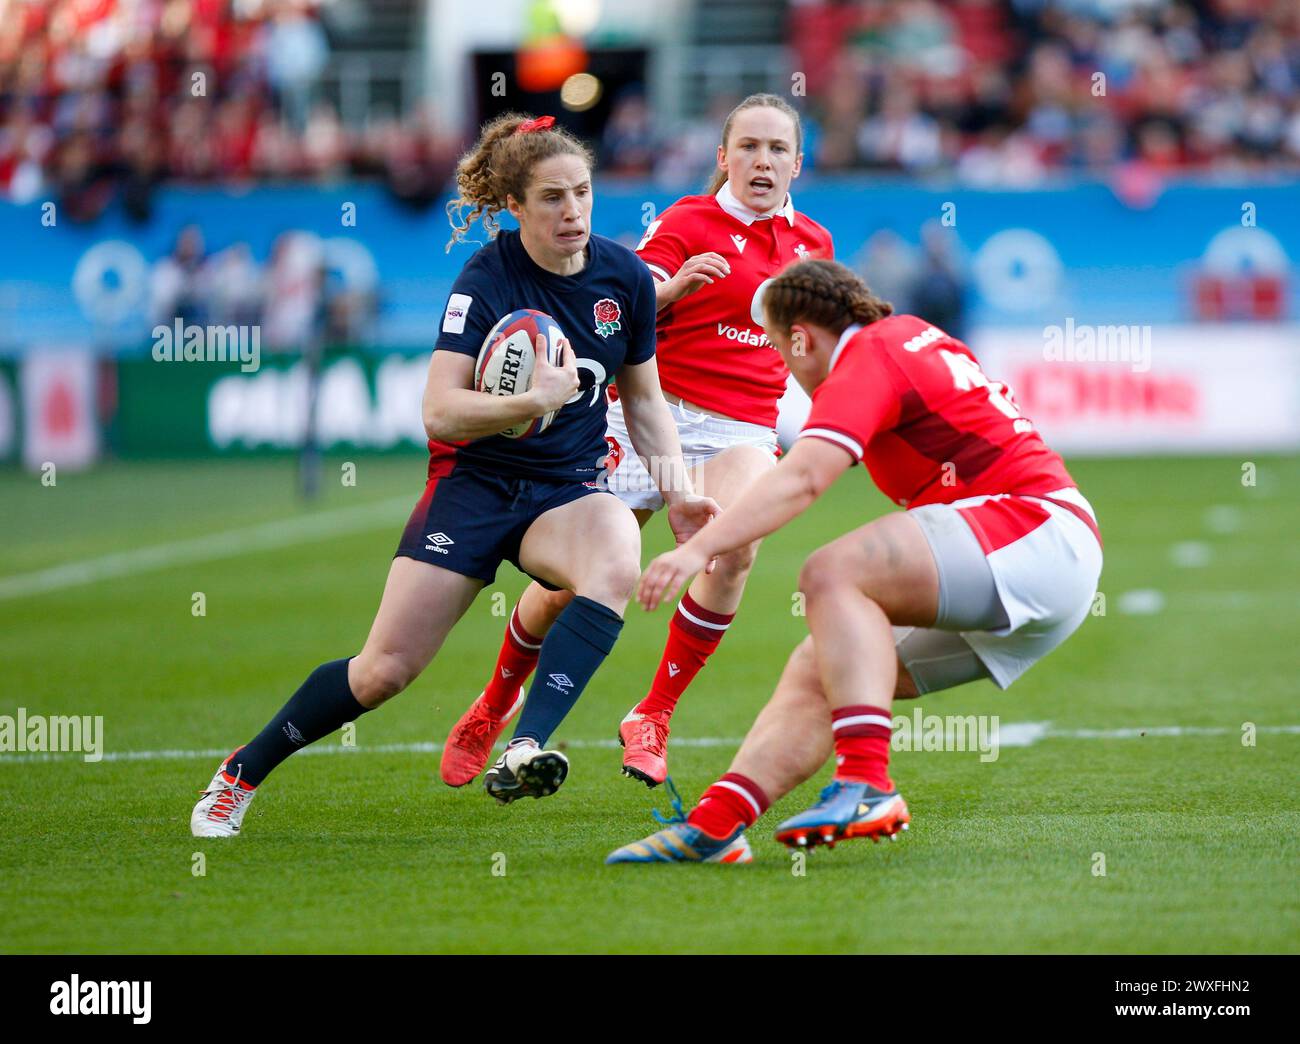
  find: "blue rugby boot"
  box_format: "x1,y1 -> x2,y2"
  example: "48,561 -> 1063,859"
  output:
606,777 -> 753,864
774,780 -> 910,849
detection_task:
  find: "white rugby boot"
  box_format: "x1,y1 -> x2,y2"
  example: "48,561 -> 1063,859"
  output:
483,740 -> 569,804
191,751 -> 258,837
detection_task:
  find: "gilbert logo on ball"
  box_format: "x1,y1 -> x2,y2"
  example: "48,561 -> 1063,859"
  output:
593,298 -> 621,338
475,308 -> 567,439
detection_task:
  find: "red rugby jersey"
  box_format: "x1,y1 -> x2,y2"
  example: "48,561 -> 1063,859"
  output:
635,182 -> 834,427
800,315 -> 1094,533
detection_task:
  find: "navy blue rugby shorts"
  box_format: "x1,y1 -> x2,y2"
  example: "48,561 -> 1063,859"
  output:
395,457 -> 612,589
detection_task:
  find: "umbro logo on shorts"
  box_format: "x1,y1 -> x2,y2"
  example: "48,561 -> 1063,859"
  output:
424,532 -> 454,554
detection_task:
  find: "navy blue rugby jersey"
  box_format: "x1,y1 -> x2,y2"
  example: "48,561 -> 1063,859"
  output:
431,229 -> 656,480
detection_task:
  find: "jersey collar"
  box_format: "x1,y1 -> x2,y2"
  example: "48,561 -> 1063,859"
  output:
715,180 -> 796,227
828,323 -> 863,372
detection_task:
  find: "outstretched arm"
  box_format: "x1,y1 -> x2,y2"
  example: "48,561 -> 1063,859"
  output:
616,356 -> 720,544
637,437 -> 853,610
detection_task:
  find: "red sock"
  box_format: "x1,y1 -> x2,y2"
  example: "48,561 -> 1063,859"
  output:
634,591 -> 734,717
482,605 -> 543,714
831,704 -> 894,790
687,772 -> 770,839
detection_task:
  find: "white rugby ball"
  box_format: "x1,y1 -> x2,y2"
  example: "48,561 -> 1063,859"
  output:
474,308 -> 567,438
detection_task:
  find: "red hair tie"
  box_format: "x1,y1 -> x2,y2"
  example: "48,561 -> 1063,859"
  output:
515,115 -> 556,135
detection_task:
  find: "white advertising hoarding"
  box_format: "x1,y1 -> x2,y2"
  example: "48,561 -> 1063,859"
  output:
776,324 -> 1300,456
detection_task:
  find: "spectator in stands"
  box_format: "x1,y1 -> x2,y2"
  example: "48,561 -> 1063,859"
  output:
262,0 -> 330,135
908,219 -> 969,341
601,91 -> 658,176
790,0 -> 1300,181
150,223 -> 210,327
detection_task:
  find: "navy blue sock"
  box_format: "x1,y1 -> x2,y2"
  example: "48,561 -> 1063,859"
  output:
233,657 -> 369,787
511,596 -> 624,747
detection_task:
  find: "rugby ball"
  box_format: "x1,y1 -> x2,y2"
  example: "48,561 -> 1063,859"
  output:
474,308 -> 567,438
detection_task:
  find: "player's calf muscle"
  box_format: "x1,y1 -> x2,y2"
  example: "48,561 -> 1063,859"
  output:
518,581 -> 574,637
732,640 -> 831,795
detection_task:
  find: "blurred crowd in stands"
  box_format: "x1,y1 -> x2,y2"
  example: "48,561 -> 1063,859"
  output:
0,0 -> 457,219
2,0 -> 1298,221
636,0 -> 1300,184
785,0 -> 1300,182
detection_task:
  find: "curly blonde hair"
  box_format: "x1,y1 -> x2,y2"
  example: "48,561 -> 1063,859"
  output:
763,259 -> 893,335
445,113 -> 594,251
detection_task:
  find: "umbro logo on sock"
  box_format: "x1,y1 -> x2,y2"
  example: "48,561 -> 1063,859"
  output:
547,673 -> 573,691
424,532 -> 454,554
667,662 -> 680,677
283,721 -> 305,745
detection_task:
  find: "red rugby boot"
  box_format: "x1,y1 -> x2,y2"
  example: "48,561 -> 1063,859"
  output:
440,688 -> 525,787
619,708 -> 671,787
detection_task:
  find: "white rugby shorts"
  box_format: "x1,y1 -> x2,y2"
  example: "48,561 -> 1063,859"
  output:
897,489 -> 1103,691
602,396 -> 778,512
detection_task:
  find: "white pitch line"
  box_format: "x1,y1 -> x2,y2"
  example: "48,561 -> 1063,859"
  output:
0,736 -> 741,766
1114,589 -> 1300,615
2,724 -> 1297,766
996,723 -> 1300,747
0,495 -> 413,601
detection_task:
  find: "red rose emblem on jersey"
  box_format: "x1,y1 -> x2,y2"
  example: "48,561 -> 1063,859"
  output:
593,298 -> 622,338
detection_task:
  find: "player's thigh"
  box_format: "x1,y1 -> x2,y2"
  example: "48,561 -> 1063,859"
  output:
353,556 -> 484,703
688,444 -> 777,580
518,506 -> 653,626
517,491 -> 643,601
689,442 -> 776,508
799,511 -> 940,627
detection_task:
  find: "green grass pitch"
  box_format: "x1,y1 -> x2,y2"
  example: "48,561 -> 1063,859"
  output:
1,453 -> 1297,954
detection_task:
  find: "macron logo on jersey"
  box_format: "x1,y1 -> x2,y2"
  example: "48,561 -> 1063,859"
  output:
442,294 -> 472,334
730,234 -> 747,254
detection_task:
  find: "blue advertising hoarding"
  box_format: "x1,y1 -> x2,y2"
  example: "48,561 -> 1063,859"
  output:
1,177 -> 1295,354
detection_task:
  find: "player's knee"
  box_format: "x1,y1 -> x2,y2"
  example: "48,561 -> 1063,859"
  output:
788,634 -> 817,672
798,545 -> 851,602
580,550 -> 641,607
351,652 -> 417,706
609,553 -> 643,601
713,444 -> 775,488
712,539 -> 761,584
